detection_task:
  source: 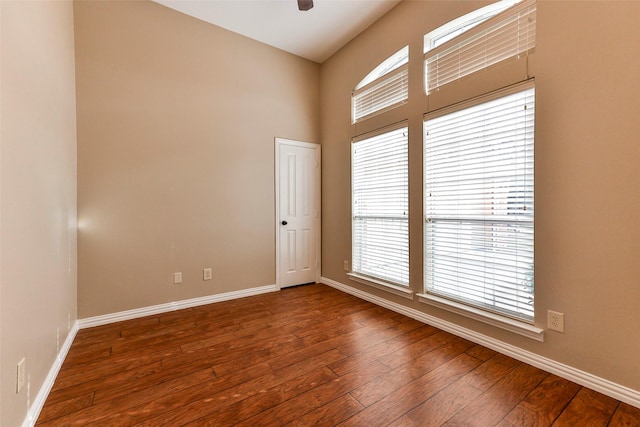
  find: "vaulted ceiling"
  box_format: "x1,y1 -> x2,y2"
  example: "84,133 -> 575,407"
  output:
153,0 -> 402,63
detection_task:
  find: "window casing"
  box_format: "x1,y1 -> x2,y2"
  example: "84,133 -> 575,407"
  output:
423,84 -> 535,322
352,125 -> 409,287
352,47 -> 408,123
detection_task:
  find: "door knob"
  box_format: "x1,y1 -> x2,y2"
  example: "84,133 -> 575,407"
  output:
281,220 -> 288,225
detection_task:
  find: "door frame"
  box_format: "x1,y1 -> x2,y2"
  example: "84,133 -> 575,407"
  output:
275,137 -> 321,289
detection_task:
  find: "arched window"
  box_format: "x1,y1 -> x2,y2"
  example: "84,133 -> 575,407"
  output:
352,46 -> 408,123
421,0 -> 538,329
424,0 -> 536,94
424,0 -> 520,53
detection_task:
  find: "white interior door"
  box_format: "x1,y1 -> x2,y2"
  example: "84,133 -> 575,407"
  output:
276,138 -> 320,288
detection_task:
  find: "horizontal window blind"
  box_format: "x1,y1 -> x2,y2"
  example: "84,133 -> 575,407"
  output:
353,125 -> 409,286
352,65 -> 408,123
425,0 -> 536,94
424,85 -> 535,321
356,46 -> 408,90
425,0 -> 520,52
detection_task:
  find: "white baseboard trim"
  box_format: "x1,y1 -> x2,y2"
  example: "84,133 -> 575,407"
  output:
78,284 -> 279,329
321,276 -> 640,409
22,284 -> 278,427
22,321 -> 79,427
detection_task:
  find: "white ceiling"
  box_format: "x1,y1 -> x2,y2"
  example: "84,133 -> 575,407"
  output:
153,0 -> 402,63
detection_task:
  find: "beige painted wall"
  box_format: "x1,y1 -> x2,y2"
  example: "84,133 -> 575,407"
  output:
74,1 -> 320,318
321,0 -> 640,392
2,1 -> 637,423
0,1 -> 78,425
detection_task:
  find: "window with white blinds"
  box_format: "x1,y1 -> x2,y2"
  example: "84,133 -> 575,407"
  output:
424,84 -> 534,321
424,0 -> 536,94
424,0 -> 519,52
352,47 -> 409,123
352,125 -> 409,286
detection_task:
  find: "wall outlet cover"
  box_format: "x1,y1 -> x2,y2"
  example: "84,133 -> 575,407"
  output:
548,310 -> 565,333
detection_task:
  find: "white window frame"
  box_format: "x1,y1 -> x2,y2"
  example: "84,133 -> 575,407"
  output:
356,46 -> 409,90
419,81 -> 542,341
352,47 -> 409,123
424,0 -> 520,53
424,0 -> 536,95
350,123 -> 411,297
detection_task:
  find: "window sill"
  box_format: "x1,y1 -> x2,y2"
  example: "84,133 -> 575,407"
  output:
417,293 -> 544,342
347,273 -> 414,299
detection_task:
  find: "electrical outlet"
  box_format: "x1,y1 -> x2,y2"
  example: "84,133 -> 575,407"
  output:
203,268 -> 212,281
173,272 -> 182,284
548,310 -> 565,333
16,358 -> 25,393
343,260 -> 349,271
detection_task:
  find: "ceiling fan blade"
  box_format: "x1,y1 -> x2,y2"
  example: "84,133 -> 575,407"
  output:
298,0 -> 313,11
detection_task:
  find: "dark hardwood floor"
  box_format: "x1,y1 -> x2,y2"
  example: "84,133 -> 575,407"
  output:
36,284 -> 639,426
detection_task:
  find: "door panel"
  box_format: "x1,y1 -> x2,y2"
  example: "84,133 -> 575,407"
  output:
277,139 -> 320,288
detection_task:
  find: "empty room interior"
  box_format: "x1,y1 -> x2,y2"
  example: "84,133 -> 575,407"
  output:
2,0 -> 640,425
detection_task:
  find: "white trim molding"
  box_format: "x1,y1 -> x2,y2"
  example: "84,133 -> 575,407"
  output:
23,284 -> 278,426
78,284 -> 278,329
347,272 -> 414,299
22,322 -> 79,427
417,293 -> 544,342
321,276 -> 640,409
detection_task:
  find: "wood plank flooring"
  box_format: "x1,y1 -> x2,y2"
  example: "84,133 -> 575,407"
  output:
36,284 -> 640,426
